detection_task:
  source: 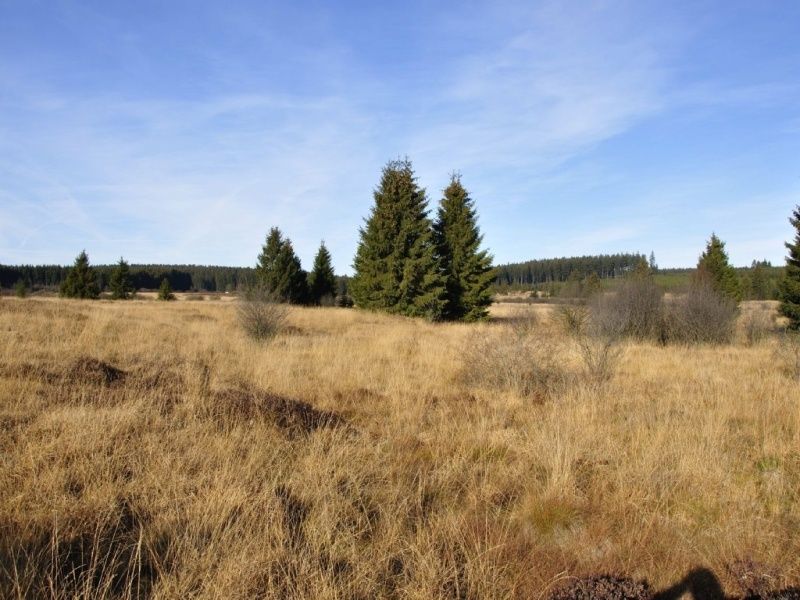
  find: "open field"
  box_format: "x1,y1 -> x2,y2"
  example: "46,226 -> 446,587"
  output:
1,298 -> 799,598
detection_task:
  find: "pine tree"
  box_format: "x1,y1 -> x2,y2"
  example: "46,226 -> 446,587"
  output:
779,205 -> 800,329
351,159 -> 446,319
109,257 -> 135,300
158,278 -> 175,301
432,174 -> 494,321
308,242 -> 336,305
60,250 -> 100,299
696,234 -> 742,302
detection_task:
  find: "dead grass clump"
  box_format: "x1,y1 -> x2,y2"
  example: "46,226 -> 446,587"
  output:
775,331 -> 800,380
0,496 -> 165,599
205,387 -> 348,436
547,575 -> 652,600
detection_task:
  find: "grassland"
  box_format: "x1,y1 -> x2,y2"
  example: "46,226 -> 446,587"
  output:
1,297 -> 798,598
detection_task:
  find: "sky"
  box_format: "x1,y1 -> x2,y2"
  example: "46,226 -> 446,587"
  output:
1,0 -> 799,273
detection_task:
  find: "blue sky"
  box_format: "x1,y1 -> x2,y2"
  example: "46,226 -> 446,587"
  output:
1,0 -> 799,273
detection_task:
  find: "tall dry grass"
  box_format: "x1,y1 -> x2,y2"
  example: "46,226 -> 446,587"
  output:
0,298 -> 798,598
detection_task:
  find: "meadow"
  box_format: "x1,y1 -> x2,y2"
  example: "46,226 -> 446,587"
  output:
1,297 -> 798,598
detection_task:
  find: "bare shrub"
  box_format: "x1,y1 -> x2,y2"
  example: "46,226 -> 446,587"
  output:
557,303 -> 589,337
664,282 -> 738,345
464,318 -> 566,400
589,277 -> 664,341
740,305 -> 775,346
237,287 -> 288,341
577,333 -> 622,385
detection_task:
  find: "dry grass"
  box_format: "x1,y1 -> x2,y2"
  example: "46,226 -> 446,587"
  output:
1,298 -> 799,598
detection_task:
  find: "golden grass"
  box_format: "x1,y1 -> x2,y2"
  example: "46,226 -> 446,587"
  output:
0,297 -> 798,598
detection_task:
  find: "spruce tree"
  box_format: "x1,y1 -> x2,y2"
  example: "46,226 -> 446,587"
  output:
432,174 -> 494,321
109,257 -> 135,300
60,250 -> 100,299
308,241 -> 336,305
779,205 -> 800,329
274,240 -> 308,304
256,227 -> 284,293
158,278 -> 175,301
255,228 -> 307,303
351,159 -> 446,319
696,234 -> 742,302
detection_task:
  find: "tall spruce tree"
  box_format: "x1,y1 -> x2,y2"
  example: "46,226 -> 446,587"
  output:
308,242 -> 336,305
60,250 -> 100,299
779,205 -> 800,329
696,234 -> 742,302
109,257 -> 135,299
256,227 -> 284,292
351,159 -> 446,319
433,174 -> 494,321
255,227 -> 307,303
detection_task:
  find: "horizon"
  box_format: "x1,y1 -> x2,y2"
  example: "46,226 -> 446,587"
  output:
2,1 -> 799,273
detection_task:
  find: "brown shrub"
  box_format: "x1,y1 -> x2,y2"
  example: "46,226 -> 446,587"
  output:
664,282 -> 738,344
464,319 -> 567,400
237,287 -> 288,341
590,277 -> 664,341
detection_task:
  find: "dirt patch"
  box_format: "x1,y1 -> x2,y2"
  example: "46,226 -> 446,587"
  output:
208,387 -> 348,436
66,356 -> 126,386
548,575 -> 651,600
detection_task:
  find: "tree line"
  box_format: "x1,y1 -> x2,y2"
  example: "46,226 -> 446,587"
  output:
0,263 -> 253,292
495,252 -> 649,288
3,159 -> 800,330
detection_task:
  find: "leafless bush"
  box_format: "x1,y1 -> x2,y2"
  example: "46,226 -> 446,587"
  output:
558,304 -> 589,338
464,318 -> 566,400
589,277 -> 664,341
577,333 -> 623,385
664,283 -> 738,345
237,287 -> 288,341
741,306 -> 775,346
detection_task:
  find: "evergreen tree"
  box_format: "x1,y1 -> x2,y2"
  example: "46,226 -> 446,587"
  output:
696,234 -> 742,302
109,257 -> 135,299
308,241 -> 336,305
432,174 -> 494,321
351,159 -> 446,319
648,251 -> 658,272
779,205 -> 800,329
60,250 -> 100,299
256,227 -> 284,293
158,278 -> 175,301
14,279 -> 28,298
255,228 -> 307,303
749,260 -> 769,301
